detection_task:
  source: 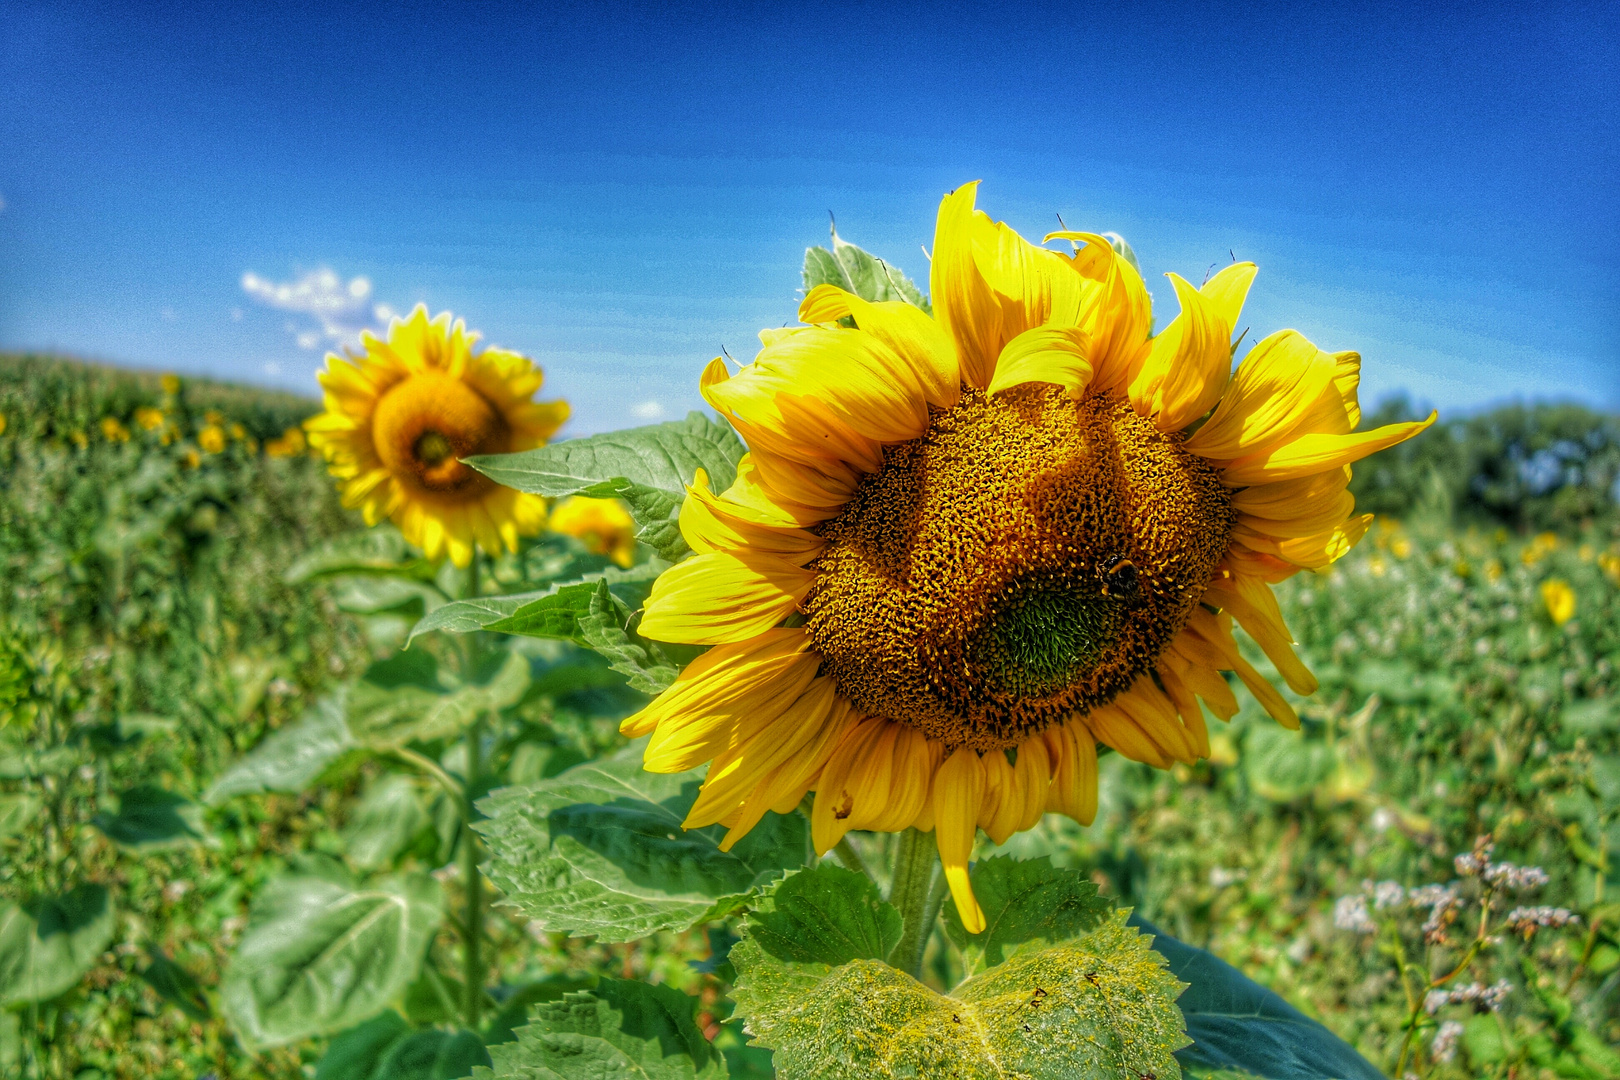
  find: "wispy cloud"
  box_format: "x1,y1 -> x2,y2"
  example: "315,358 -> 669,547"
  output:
241,267 -> 398,351
631,400 -> 666,420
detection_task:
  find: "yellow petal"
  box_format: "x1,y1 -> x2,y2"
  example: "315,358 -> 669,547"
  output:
1085,703 -> 1172,769
685,677 -> 840,828
1184,330 -> 1339,461
701,357 -> 882,473
986,325 -> 1093,399
1043,231 -> 1153,391
1129,271 -> 1236,431
1220,414 -> 1436,486
931,183 -> 1004,390
799,284 -> 960,409
680,468 -> 826,565
720,697 -> 858,851
933,748 -> 987,934
978,749 -> 1020,845
1200,261 -> 1259,338
638,552 -> 813,645
1234,513 -> 1373,568
722,454 -> 847,527
1204,574 -> 1319,696
1232,467 -> 1354,538
1042,720 -> 1098,825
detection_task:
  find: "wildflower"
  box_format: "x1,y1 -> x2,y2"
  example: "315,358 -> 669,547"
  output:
99,417 -> 130,443
1481,862 -> 1548,892
198,425 -> 226,454
1390,535 -> 1412,560
228,422 -> 248,441
265,426 -> 308,457
70,430 -> 88,449
161,373 -> 180,395
1334,894 -> 1378,934
1540,579 -> 1575,626
1408,884 -> 1462,944
1454,836 -> 1494,877
181,448 -> 201,469
1521,531 -> 1558,565
0,414 -> 7,436
203,409 -> 225,427
1599,552 -> 1620,585
1372,881 -> 1406,909
305,305 -> 568,567
134,406 -> 165,431
1430,1020 -> 1464,1063
549,496 -> 637,568
1430,980 -> 1513,1013
1505,906 -> 1580,937
626,184 -> 1438,931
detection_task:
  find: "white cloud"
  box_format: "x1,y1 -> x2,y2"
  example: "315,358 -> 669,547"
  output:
631,400 -> 666,420
241,266 -> 398,351
263,361 -> 282,376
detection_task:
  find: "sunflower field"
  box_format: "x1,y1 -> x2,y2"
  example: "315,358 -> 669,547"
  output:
2,194 -> 1618,1080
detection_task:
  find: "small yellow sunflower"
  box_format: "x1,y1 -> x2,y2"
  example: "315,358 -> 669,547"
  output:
550,496 -> 638,568
625,183 -> 1434,932
198,424 -> 226,454
305,305 -> 570,567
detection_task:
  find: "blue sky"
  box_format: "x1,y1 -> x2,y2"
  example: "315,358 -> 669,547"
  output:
1,1 -> 1616,434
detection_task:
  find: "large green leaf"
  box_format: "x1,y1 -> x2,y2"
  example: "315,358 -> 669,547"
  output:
475,743 -> 808,942
349,649 -> 531,747
576,579 -> 679,694
942,855 -> 1111,975
284,525 -> 439,585
482,975 -> 598,1047
205,691 -> 358,804
92,785 -> 204,848
0,885 -> 117,1005
1130,915 -> 1383,1080
0,791 -> 42,838
1242,724 -> 1337,803
730,910 -> 1187,1080
380,1028 -> 491,1080
467,413 -> 747,562
343,773 -> 429,870
746,865 -> 901,967
471,979 -> 726,1080
803,223 -> 930,312
221,870 -> 444,1050
316,1011 -> 412,1080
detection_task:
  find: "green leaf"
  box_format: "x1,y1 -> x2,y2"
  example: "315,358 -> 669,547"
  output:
316,1011 -> 412,1080
803,222 -> 930,312
205,691 -> 358,804
1130,915 -> 1383,1080
746,865 -> 901,967
0,885 -> 117,1006
409,563 -> 665,647
330,575 -> 447,618
0,791 -> 42,838
942,855 -> 1111,975
482,975 -> 597,1047
475,742 -> 808,942
285,526 -> 438,585
472,978 -> 726,1080
139,944 -> 211,1020
344,774 -> 429,870
349,649 -> 531,747
92,785 -> 204,848
1241,725 -> 1337,803
0,738 -> 82,779
577,579 -> 680,694
467,413 -> 746,562
730,910 -> 1187,1080
220,870 -> 444,1050
379,1028 -> 491,1080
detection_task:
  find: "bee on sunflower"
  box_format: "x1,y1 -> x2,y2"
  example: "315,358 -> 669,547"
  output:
624,183 -> 1433,932
306,305 -> 570,567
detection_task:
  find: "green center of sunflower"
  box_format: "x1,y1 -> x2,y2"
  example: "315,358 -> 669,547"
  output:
802,386 -> 1234,752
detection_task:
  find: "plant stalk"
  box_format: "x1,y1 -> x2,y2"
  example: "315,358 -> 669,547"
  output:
462,713 -> 485,1030
886,827 -> 940,979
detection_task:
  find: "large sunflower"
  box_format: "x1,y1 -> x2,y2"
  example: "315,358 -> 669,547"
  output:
306,305 -> 569,566
626,184 -> 1433,932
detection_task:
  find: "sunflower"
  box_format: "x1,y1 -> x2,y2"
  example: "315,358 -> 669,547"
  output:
305,305 -> 570,567
625,183 -> 1433,932
550,496 -> 638,568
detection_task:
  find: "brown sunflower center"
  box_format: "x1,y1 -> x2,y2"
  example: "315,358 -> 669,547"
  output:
372,372 -> 509,496
802,386 -> 1234,752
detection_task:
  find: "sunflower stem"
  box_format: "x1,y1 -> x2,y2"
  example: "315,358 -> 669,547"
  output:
887,827 -> 940,978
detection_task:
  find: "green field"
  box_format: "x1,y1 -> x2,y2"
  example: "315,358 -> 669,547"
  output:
1,351 -> 1617,1079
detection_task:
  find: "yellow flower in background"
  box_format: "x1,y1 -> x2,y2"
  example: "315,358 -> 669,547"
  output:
625,183 -> 1434,931
1600,552 -> 1620,586
305,305 -> 570,567
228,422 -> 248,441
550,496 -> 637,567
69,431 -> 88,450
134,407 -> 165,431
0,415 -> 7,436
181,448 -> 200,469
1485,558 -> 1504,584
161,374 -> 180,395
100,417 -> 131,443
1521,531 -> 1558,565
198,425 -> 226,454
1390,535 -> 1412,560
265,426 -> 308,458
1541,579 -> 1575,625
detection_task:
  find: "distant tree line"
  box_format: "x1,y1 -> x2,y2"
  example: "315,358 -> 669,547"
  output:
1351,396 -> 1620,531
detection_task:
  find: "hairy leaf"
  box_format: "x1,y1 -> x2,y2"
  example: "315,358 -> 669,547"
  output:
472,979 -> 725,1080
349,649 -> 530,746
315,1011 -> 411,1080
343,774 -> 429,870
221,870 -> 443,1050
1132,915 -> 1384,1080
467,413 -> 746,562
379,1028 -> 490,1080
730,910 -> 1187,1080
0,885 -> 117,1006
205,691 -> 358,804
475,743 -> 807,942
802,224 -> 930,312
92,785 -> 204,848
746,865 -> 901,967
942,855 -> 1111,974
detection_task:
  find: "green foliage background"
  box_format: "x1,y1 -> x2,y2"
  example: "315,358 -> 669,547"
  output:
1,339 -> 1617,1080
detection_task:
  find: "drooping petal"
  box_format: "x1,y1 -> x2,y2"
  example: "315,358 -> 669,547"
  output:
638,551 -> 813,645
1233,513 -> 1374,568
1232,467 -> 1355,539
720,696 -> 858,851
701,357 -> 883,473
986,325 -> 1093,399
933,748 -> 987,934
1220,413 -> 1436,486
1042,719 -> 1098,825
1204,573 -> 1319,696
685,677 -> 840,828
